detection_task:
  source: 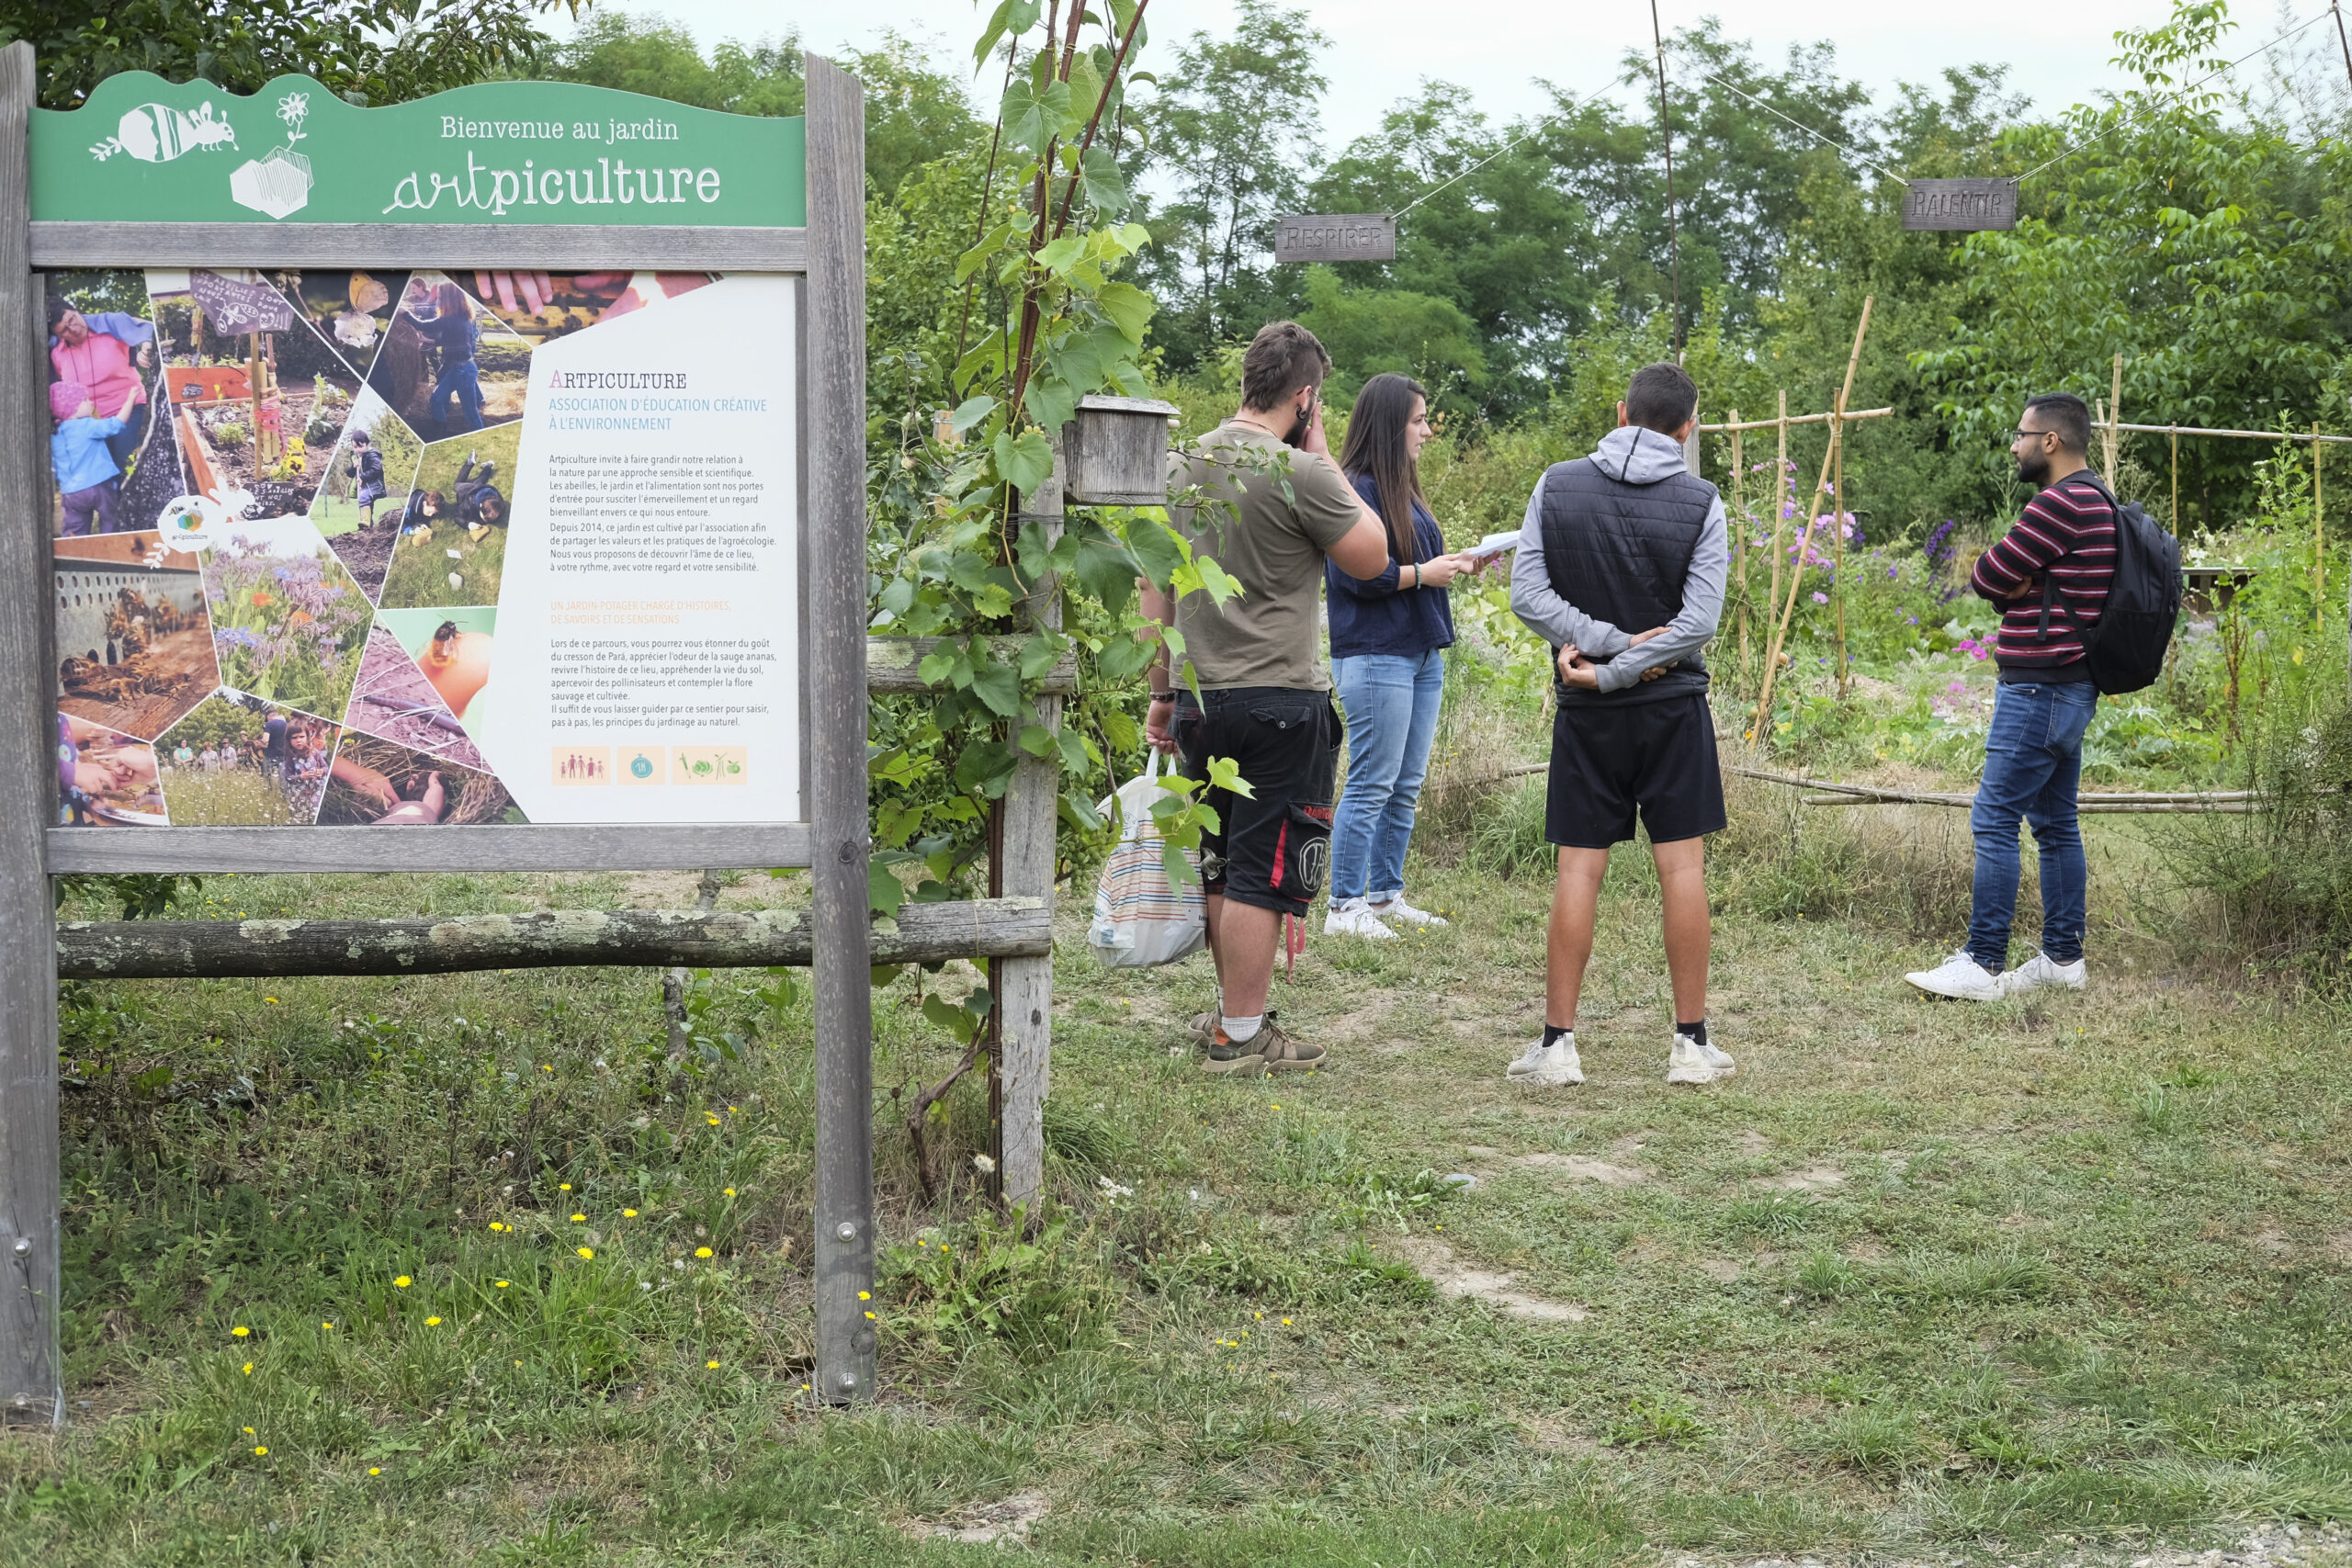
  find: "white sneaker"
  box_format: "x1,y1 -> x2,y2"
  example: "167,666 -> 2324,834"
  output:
2002,952 -> 2086,995
1507,1033 -> 1584,1086
1367,896 -> 1449,929
1904,951 -> 2007,1001
1687,1036 -> 1736,1077
1324,901 -> 1400,941
1666,1035 -> 1722,1086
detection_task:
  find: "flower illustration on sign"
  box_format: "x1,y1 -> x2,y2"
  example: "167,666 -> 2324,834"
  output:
229,92 -> 314,221
90,101 -> 238,163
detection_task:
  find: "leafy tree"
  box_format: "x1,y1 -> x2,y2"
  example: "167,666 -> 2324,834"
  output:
1129,0 -> 1326,367
1293,264 -> 1484,409
2,0 -> 573,110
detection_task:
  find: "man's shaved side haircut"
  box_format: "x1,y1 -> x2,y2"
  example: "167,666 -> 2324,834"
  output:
2023,392 -> 2091,454
1240,320 -> 1332,412
1625,362 -> 1699,434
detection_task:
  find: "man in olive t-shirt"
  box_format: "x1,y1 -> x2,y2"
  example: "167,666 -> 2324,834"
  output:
1141,321 -> 1392,1077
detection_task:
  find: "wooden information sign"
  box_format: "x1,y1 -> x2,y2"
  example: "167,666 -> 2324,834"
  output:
1902,178 -> 2018,232
1272,213 -> 1396,264
0,50 -> 881,1423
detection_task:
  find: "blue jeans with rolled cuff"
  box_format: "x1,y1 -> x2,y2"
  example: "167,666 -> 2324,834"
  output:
1966,679 -> 2096,973
1330,649 -> 1445,906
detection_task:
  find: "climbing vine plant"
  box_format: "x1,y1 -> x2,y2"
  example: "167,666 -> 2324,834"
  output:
863,0 -> 1238,1154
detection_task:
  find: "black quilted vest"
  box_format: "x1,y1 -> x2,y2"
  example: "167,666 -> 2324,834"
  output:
1538,455 -> 1714,705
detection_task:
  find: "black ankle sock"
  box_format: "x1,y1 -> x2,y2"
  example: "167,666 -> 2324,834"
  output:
1541,1023 -> 1572,1049
1677,1020 -> 1708,1049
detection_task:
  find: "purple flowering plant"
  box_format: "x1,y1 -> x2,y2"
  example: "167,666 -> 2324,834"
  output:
203,533 -> 371,716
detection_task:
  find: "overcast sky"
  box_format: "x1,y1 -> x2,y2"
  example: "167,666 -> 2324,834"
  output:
551,0 -> 2230,152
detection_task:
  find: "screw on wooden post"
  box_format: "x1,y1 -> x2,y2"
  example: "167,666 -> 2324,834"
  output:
1748,296 -> 1872,749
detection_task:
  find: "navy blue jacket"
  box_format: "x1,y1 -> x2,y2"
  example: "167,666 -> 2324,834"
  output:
1326,472 -> 1455,660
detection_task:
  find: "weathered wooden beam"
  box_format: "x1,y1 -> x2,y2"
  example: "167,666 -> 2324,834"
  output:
54,897 -> 1050,981
865,635 -> 1080,694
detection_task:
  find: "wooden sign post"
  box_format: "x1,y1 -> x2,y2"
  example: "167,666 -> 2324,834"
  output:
0,50 -> 882,1423
1272,214 -> 1396,265
1902,178 -> 2018,231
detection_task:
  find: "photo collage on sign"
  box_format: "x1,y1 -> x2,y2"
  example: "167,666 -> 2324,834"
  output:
42,265 -> 725,828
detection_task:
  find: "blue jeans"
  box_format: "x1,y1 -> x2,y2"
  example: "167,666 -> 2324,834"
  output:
1967,680 -> 2096,972
1330,649 -> 1445,904
432,359 -> 483,434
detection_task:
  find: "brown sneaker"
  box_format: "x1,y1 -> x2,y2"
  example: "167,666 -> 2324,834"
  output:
1252,1016 -> 1328,1073
1201,1026 -> 1267,1077
1188,1009 -> 1219,1051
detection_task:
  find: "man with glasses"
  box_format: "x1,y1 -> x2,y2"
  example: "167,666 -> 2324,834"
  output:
1906,393 -> 2114,1001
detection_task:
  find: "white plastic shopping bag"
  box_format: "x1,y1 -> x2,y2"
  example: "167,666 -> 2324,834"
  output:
1086,751 -> 1206,968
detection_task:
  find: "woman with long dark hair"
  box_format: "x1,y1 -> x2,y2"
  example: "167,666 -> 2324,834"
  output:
1325,373 -> 1477,940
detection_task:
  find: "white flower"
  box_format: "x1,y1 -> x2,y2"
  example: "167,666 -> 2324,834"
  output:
1096,1176 -> 1134,1199
972,1154 -> 997,1174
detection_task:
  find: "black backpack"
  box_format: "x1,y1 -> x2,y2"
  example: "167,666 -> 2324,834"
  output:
2036,474 -> 2181,695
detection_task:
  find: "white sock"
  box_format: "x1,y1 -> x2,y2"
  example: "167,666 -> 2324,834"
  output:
1222,1012 -> 1263,1043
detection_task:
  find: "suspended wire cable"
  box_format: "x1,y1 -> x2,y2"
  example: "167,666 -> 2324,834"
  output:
1390,76 -> 1621,219
2015,6 -> 2335,181
1690,66 -> 1906,186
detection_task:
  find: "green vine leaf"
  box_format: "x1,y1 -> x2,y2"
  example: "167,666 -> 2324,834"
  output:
1001,74 -> 1070,157
993,429 -> 1055,493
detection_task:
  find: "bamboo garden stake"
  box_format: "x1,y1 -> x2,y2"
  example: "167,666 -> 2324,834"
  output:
1833,393 -> 1849,696
2106,354 -> 2123,487
1749,295 -> 1873,747
1768,389 -> 1787,673
1729,409 -> 1747,671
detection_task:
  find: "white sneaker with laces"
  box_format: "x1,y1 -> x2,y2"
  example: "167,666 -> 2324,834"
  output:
1368,895 -> 1449,929
1323,900 -> 1400,941
1690,1037 -> 1736,1077
1507,1033 -> 1584,1086
2002,951 -> 2086,995
1666,1035 -> 1722,1086
1904,951 -> 2007,1001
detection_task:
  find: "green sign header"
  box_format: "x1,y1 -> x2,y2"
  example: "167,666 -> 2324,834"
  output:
32,73 -> 806,227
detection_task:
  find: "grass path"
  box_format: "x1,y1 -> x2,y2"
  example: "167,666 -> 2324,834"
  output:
6,855 -> 2350,1564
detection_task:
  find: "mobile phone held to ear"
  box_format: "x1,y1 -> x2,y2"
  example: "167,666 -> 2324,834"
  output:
1284,388 -> 1317,448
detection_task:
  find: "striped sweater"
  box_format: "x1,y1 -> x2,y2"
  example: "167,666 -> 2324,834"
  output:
1969,472 -> 2117,676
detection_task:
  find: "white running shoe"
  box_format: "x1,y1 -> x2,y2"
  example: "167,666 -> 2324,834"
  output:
1904,951 -> 2007,1001
1368,896 -> 1449,929
1507,1034 -> 1584,1086
1688,1037 -> 1736,1077
1324,901 -> 1400,941
1666,1035 -> 1722,1086
2002,951 -> 2086,995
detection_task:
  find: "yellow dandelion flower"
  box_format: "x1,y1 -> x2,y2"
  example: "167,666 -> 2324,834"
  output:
622,1208 -> 639,1218
705,1114 -> 720,1126
1282,1317 -> 1293,1326
322,1321 -> 334,1331
695,1247 -> 713,1258
394,1276 -> 412,1289
243,1427 -> 255,1435
576,1247 -> 594,1259
571,1213 -> 587,1223
494,1280 -> 510,1289
865,1312 -> 876,1320
232,1325 -> 250,1337
726,1106 -> 738,1115
723,1187 -> 736,1197
424,1316 -> 443,1326
368,1468 -> 381,1476
242,1361 -> 254,1375
254,1446 -> 267,1456
857,1291 -> 870,1301
559,1183 -> 571,1191
541,1065 -> 553,1073
265,997 -> 278,1004
706,1359 -> 720,1369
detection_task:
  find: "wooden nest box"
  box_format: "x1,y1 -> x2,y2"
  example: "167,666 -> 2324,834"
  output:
1062,394 -> 1178,506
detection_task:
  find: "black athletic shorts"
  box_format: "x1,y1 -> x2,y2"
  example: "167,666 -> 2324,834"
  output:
1545,693 -> 1726,849
1171,686 -> 1340,918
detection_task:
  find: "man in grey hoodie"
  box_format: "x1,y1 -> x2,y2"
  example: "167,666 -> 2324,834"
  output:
1506,362 -> 1731,1089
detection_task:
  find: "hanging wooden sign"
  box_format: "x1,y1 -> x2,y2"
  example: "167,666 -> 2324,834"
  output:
1902,178 -> 2018,231
1272,213 -> 1395,264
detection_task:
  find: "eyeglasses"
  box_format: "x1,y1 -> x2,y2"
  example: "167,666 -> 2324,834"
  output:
2009,428 -> 2055,444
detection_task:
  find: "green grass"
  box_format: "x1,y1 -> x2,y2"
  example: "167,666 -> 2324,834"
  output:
157,765 -> 298,826
10,840 -> 2352,1563
377,521 -> 503,610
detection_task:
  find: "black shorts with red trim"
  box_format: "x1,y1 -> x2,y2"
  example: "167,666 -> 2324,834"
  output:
1171,685 -> 1340,919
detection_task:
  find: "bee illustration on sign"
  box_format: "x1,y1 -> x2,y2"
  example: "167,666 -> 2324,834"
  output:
229,93 -> 316,221
89,101 -> 238,163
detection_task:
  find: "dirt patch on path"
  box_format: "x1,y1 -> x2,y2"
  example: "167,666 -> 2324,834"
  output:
1751,1166 -> 1845,1191
1398,1236 -> 1589,1322
1518,1153 -> 1647,1186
